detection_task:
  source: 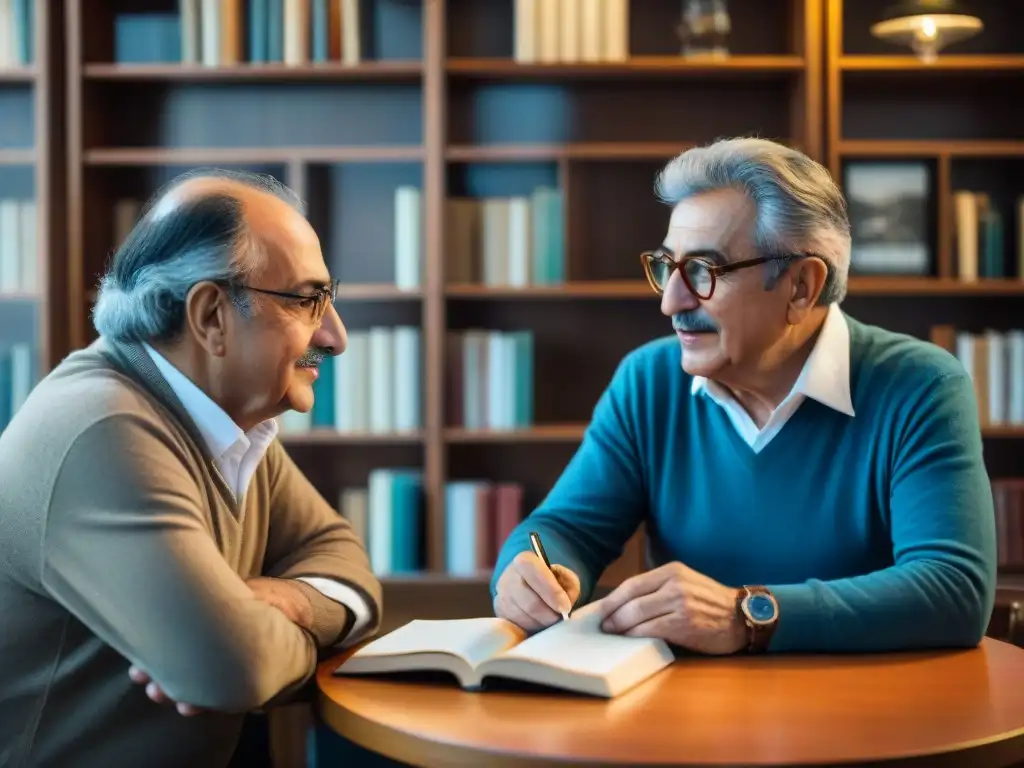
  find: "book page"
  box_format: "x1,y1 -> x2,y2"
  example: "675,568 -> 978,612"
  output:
348,617 -> 527,669
495,602 -> 668,677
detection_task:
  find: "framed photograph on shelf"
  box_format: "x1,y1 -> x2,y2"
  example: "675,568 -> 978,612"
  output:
843,161 -> 933,276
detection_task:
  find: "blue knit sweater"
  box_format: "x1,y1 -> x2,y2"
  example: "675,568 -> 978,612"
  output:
492,314 -> 997,652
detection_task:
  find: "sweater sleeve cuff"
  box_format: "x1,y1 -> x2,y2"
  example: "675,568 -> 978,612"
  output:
294,578 -> 373,648
765,582 -> 827,652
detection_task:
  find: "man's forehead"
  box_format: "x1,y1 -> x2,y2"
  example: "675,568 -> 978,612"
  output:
664,193 -> 754,256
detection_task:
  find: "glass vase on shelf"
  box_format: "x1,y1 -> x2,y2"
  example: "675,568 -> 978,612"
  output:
677,0 -> 732,59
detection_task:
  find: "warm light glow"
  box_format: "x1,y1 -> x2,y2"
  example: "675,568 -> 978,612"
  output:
870,12 -> 983,64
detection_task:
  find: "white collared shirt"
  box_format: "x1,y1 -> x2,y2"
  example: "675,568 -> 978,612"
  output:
143,343 -> 371,644
690,303 -> 856,453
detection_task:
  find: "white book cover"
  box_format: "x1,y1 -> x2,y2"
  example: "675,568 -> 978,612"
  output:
514,0 -> 538,62
18,200 -> 35,294
394,186 -> 421,290
506,197 -> 531,287
602,0 -> 628,60
179,0 -> 201,63
559,0 -> 581,61
0,199 -> 21,294
335,329 -> 370,432
538,0 -> 560,62
482,199 -> 510,286
986,330 -> 1006,425
1008,330 -> 1024,424
392,325 -> 421,431
368,469 -> 393,575
200,0 -> 220,66
369,326 -> 394,432
580,0 -> 603,61
341,0 -> 361,64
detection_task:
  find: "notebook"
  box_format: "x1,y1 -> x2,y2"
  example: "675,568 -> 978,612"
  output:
332,602 -> 676,698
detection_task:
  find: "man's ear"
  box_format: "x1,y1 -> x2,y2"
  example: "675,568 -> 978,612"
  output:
786,257 -> 829,323
184,281 -> 229,357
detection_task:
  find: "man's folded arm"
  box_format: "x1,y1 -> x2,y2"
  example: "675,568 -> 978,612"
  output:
261,440 -> 383,649
41,414 -> 319,713
767,371 -> 998,652
491,355 -> 648,603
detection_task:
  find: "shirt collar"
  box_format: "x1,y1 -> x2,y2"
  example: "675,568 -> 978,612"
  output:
142,342 -> 279,459
690,303 -> 855,417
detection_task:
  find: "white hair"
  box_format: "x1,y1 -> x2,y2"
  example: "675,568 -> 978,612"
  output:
92,168 -> 305,343
654,137 -> 852,305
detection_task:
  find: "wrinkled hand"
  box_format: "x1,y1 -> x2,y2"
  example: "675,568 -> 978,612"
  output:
128,666 -> 204,716
596,562 -> 747,655
245,576 -> 314,631
128,577 -> 316,714
494,551 -> 581,632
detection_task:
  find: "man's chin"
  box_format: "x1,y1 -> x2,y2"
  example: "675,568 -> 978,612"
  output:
679,344 -> 724,378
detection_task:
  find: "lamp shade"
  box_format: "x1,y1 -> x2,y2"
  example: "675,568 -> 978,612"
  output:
870,0 -> 983,63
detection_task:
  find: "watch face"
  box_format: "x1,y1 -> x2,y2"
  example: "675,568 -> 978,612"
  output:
746,593 -> 777,624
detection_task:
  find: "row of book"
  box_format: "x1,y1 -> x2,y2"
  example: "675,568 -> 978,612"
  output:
952,191 -> 1024,281
932,326 -> 1024,426
279,325 -> 422,435
514,0 -> 628,63
114,0 -> 364,66
0,198 -> 37,297
0,0 -> 32,67
338,472 -> 526,577
0,343 -> 35,434
447,189 -> 566,288
447,329 -> 534,431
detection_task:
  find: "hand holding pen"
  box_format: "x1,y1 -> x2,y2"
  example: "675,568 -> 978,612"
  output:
492,530 -> 581,632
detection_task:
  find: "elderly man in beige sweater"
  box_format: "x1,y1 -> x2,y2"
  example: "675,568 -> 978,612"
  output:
0,169 -> 382,767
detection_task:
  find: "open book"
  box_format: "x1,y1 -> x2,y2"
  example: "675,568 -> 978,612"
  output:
333,602 -> 675,698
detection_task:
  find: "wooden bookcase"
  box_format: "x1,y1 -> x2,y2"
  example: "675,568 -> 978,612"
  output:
60,0 -> 824,628
0,0 -> 65,416
827,0 -> 1024,632
53,0 -> 1023,635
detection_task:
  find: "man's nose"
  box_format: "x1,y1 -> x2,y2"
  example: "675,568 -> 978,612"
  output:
660,269 -> 700,317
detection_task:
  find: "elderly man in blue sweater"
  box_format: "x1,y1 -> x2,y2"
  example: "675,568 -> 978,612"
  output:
491,137 -> 996,655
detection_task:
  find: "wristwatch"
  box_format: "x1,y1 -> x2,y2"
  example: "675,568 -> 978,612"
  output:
735,585 -> 779,652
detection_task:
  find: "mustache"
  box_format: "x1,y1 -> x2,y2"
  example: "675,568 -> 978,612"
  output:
296,347 -> 330,367
672,312 -> 719,333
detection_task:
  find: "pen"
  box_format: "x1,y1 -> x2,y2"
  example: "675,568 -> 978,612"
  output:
529,531 -> 570,621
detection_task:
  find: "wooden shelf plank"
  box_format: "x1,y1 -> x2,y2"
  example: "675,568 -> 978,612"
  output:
446,142 -> 697,162
0,67 -> 35,82
847,277 -> 1024,295
840,55 -> 1024,72
446,424 -> 587,443
84,145 -> 424,165
446,281 -> 653,298
446,279 -> 1024,299
838,140 -> 1024,158
983,427 -> 1024,438
83,61 -> 423,81
279,429 -> 423,445
447,55 -> 805,79
336,284 -> 422,300
0,149 -> 34,165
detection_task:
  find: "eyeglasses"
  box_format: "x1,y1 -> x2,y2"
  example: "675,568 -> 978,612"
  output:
232,278 -> 340,323
640,249 -> 809,300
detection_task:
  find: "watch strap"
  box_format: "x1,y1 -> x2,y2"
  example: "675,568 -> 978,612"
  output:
737,585 -> 778,653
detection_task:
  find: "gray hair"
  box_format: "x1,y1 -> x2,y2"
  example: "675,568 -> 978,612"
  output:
92,168 -> 305,344
654,137 -> 851,305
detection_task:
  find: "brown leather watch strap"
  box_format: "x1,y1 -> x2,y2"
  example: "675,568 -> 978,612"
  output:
736,585 -> 778,653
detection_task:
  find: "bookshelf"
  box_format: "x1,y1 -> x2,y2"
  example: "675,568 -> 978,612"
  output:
54,0 -> 1023,639
826,0 -> 1024,631
58,0 -> 823,627
0,1 -> 63,436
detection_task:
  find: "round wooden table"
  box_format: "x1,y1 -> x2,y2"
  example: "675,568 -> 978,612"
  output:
316,637 -> 1024,767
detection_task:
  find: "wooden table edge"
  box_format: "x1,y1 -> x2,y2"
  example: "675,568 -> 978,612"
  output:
314,642 -> 1024,768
